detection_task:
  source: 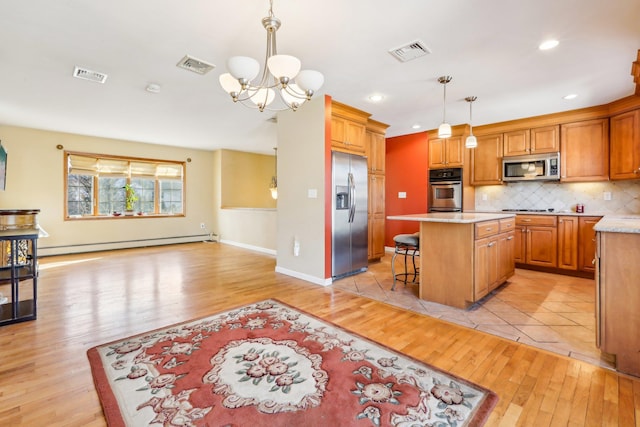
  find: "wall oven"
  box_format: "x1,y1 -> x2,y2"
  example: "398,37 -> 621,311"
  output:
429,168 -> 462,212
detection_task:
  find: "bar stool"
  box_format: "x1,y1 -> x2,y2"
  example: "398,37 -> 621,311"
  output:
391,232 -> 420,291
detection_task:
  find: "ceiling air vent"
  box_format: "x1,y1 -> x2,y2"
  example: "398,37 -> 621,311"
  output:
73,66 -> 108,84
176,55 -> 216,75
388,40 -> 431,63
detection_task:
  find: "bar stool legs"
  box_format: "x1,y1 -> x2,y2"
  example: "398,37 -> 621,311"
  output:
391,233 -> 420,291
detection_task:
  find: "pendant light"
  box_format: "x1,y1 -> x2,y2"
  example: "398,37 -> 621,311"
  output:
465,96 -> 478,148
437,76 -> 452,138
269,147 -> 278,199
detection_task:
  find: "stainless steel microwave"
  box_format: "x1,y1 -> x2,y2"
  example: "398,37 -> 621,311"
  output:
502,152 -> 560,182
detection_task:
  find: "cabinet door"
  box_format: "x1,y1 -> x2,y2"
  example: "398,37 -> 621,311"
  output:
446,137 -> 464,167
331,116 -> 346,146
369,217 -> 386,260
345,121 -> 366,152
369,175 -> 384,216
503,129 -> 530,157
526,225 -> 557,267
497,230 -> 515,285
530,125 -> 560,154
560,119 -> 609,182
471,133 -> 503,185
367,131 -> 386,174
610,109 -> 640,180
514,225 -> 526,263
428,138 -> 447,168
557,216 -> 578,270
367,174 -> 385,260
578,216 -> 600,273
474,237 -> 491,300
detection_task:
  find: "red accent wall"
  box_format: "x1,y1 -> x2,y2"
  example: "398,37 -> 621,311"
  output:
385,132 -> 429,247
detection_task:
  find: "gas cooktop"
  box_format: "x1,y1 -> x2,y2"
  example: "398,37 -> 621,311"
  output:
501,208 -> 554,212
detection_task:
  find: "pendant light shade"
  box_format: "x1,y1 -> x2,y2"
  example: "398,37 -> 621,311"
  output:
465,96 -> 478,148
437,76 -> 452,138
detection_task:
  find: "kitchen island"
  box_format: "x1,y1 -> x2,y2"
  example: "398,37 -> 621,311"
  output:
387,212 -> 516,309
594,214 -> 640,377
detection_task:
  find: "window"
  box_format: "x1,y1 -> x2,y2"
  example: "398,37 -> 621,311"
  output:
65,152 -> 186,219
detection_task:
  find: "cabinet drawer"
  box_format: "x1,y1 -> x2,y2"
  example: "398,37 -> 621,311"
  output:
515,214 -> 557,227
476,221 -> 500,239
499,218 -> 515,232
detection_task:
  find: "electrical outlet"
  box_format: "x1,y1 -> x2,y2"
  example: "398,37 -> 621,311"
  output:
200,223 -> 205,229
603,192 -> 612,201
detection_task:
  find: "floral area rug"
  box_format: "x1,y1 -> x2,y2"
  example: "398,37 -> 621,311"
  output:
87,299 -> 498,426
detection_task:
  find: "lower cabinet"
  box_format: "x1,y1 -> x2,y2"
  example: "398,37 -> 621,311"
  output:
515,214 -> 601,276
557,216 -> 579,270
515,215 -> 558,267
474,219 -> 515,301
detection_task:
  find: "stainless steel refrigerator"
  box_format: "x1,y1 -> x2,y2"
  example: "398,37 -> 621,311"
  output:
332,151 -> 368,279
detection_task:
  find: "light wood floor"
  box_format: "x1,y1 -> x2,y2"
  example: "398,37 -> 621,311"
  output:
1,242 -> 639,426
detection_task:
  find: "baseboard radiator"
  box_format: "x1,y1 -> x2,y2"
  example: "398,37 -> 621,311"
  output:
38,234 -> 211,257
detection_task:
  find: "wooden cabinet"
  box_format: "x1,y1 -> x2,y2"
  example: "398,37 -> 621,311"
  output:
366,125 -> 386,174
471,133 -> 503,185
428,136 -> 464,168
596,230 -> 640,376
367,174 -> 385,260
365,119 -> 389,261
515,215 -> 558,268
474,219 -> 515,301
578,216 -> 600,273
503,125 -> 559,157
331,101 -> 370,154
560,119 -> 609,182
610,109 -> 640,180
557,216 -> 578,270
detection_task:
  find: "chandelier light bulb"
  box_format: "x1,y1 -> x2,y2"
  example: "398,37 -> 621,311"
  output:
267,55 -> 301,81
226,56 -> 260,81
219,73 -> 242,95
281,84 -> 306,108
250,87 -> 276,109
296,70 -> 324,94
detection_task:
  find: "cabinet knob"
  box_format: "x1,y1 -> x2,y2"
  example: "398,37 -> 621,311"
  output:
507,236 -> 514,240
522,219 -> 532,222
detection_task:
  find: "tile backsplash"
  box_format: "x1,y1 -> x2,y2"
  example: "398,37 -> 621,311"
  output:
474,180 -> 640,214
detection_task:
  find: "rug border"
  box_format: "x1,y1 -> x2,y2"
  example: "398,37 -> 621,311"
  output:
87,298 -> 499,427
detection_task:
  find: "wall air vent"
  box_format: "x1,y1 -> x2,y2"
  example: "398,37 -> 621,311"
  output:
388,40 -> 431,63
73,66 -> 108,84
176,55 -> 216,75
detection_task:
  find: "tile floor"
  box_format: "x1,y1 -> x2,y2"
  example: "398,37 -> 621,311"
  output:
332,254 -> 616,371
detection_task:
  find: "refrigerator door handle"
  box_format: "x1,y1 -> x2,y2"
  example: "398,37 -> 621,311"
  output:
348,172 -> 355,223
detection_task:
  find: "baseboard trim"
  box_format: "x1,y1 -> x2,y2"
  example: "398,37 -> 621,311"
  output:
274,265 -> 331,286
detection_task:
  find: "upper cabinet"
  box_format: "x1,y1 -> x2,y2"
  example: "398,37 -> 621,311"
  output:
331,101 -> 370,154
471,133 -> 503,185
366,120 -> 388,175
429,136 -> 464,169
503,125 -> 559,157
560,118 -> 609,182
610,109 -> 640,180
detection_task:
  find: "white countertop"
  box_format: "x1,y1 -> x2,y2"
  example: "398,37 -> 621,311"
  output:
387,212 -> 515,224
594,214 -> 640,234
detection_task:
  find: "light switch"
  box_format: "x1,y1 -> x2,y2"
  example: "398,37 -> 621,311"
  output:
308,189 -> 318,198
398,192 -> 407,199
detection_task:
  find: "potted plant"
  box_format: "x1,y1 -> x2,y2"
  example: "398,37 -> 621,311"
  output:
123,184 -> 138,215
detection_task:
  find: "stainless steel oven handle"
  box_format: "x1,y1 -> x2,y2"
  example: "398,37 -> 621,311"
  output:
430,181 -> 462,185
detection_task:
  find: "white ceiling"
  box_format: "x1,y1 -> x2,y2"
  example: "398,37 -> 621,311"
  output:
1,0 -> 639,154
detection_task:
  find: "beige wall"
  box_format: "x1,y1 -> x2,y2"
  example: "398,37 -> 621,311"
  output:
275,96 -> 328,284
213,149 -> 277,253
0,125 -> 215,256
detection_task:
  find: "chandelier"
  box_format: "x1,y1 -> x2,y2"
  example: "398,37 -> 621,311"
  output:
219,0 -> 324,112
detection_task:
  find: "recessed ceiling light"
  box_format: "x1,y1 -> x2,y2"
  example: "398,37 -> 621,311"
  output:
412,124 -> 421,129
539,39 -> 559,50
146,83 -> 161,93
563,93 -> 578,100
368,94 -> 384,102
